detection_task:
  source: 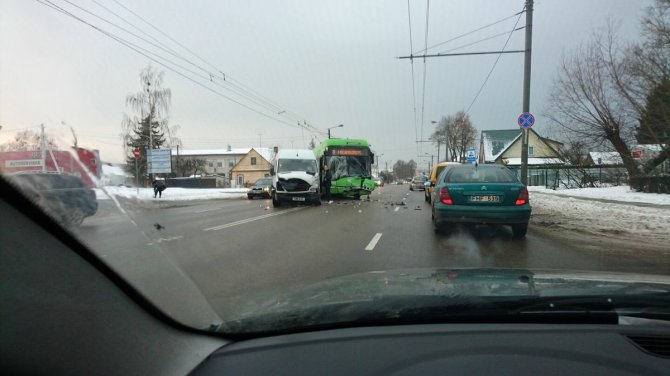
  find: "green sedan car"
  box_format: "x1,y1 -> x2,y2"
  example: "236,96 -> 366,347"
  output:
430,164 -> 531,238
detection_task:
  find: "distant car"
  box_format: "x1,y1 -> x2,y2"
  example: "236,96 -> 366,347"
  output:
431,165 -> 531,238
9,172 -> 98,227
409,175 -> 427,191
248,177 -> 272,199
425,162 -> 462,203
373,177 -> 384,187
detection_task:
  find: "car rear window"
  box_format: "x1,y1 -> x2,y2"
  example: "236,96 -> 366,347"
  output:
444,167 -> 518,183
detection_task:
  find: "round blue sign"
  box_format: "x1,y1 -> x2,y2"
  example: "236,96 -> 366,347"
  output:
518,112 -> 535,129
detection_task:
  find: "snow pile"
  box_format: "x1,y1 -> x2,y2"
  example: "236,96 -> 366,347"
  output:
529,186 -> 670,205
96,186 -> 248,201
529,186 -> 670,248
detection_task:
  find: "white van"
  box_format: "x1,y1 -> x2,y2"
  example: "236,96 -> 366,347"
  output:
271,149 -> 320,207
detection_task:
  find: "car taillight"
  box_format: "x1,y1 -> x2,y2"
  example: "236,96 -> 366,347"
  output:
515,187 -> 529,205
439,187 -> 453,205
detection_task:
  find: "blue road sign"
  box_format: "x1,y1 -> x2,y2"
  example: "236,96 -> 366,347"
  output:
518,112 -> 535,129
466,147 -> 477,163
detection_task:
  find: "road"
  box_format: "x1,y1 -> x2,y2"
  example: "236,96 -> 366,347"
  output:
73,183 -> 670,320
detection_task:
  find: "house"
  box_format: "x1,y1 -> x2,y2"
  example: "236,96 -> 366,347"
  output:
479,129 -> 564,166
585,152 -> 623,166
230,148 -> 274,187
172,146 -> 274,179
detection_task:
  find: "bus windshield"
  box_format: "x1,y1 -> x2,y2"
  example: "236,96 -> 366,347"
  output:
328,155 -> 371,180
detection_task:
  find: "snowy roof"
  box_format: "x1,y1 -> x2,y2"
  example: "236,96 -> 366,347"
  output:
503,157 -> 565,166
589,152 -> 623,165
174,147 -> 274,161
102,163 -> 130,176
175,148 -> 251,156
480,130 -> 522,162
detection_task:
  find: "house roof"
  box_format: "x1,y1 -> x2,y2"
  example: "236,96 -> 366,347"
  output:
480,129 -> 523,162
503,157 -> 564,166
174,147 -> 274,160
589,152 -> 623,165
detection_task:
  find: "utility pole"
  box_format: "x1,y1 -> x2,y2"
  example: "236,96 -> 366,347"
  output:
520,0 -> 533,185
40,123 -> 46,172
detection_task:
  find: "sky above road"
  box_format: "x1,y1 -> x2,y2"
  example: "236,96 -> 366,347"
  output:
0,0 -> 651,165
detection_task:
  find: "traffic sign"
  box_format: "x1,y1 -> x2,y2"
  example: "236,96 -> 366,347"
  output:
466,147 -> 477,164
517,112 -> 535,129
147,149 -> 172,173
133,147 -> 141,160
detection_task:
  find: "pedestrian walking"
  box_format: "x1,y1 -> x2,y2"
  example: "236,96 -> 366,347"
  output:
322,164 -> 333,204
152,177 -> 166,198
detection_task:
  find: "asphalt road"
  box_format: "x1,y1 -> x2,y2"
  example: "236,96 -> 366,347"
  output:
73,183 -> 670,320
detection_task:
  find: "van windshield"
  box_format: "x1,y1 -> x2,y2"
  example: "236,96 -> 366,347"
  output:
277,159 -> 317,174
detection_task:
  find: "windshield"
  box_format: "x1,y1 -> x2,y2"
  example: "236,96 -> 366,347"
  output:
254,179 -> 271,186
277,159 -> 317,174
2,0 -> 670,336
327,155 -> 371,179
445,166 -> 518,183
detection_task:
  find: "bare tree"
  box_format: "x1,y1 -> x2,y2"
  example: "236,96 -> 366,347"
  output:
546,23 -> 640,177
121,66 -> 181,184
547,2 -> 670,178
430,111 -> 477,162
0,130 -> 57,151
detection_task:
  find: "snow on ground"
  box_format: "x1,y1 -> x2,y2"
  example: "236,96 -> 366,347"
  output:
95,186 -> 248,201
529,186 -> 670,205
529,186 -> 670,249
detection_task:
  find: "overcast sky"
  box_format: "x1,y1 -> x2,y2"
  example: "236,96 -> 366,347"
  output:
0,0 -> 651,166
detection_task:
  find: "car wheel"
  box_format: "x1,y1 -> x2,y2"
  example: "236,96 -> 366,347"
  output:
247,195 -> 253,200
512,224 -> 528,239
272,193 -> 281,208
64,208 -> 85,227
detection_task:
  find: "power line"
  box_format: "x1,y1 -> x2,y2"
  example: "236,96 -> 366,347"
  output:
465,8 -> 525,114
38,0 -> 324,137
413,10 -> 524,55
106,0 -> 322,134
438,26 -> 525,55
36,0 -> 319,137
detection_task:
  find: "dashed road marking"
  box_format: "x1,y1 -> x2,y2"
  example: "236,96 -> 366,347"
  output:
193,207 -> 224,213
394,206 -> 400,212
365,233 -> 383,251
203,207 -> 303,232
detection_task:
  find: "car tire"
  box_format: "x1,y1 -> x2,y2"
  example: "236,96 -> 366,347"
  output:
247,195 -> 253,200
512,224 -> 528,239
272,193 -> 281,208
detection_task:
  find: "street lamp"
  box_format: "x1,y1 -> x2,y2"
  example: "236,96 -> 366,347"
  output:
327,124 -> 344,139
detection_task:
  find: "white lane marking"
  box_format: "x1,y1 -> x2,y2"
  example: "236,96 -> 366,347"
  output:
365,233 -> 383,251
394,206 -> 400,212
147,235 -> 183,246
193,207 -> 224,213
203,207 -> 303,232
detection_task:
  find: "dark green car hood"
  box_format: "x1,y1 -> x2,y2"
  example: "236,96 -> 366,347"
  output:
220,268 -> 670,333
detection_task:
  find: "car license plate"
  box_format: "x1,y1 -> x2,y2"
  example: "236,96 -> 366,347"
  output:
292,197 -> 306,201
470,195 -> 500,202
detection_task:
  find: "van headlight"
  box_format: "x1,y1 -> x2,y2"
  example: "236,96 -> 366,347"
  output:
310,182 -> 319,192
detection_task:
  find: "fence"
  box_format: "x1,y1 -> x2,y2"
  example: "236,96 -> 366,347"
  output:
508,165 -> 629,189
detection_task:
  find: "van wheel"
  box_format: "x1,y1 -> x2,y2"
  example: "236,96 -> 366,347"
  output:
272,193 -> 281,208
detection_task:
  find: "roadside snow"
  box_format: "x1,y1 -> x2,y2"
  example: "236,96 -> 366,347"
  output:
529,186 -> 670,205
95,186 -> 248,201
529,186 -> 670,249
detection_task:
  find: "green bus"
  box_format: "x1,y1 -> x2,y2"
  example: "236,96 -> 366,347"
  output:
313,138 -> 376,198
